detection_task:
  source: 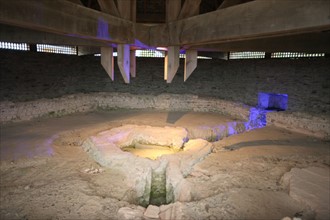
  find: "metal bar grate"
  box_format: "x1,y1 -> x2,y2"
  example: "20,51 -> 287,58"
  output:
229,52 -> 265,59
271,52 -> 325,58
0,42 -> 29,51
36,44 -> 77,55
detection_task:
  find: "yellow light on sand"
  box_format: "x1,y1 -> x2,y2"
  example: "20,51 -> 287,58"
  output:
122,143 -> 180,160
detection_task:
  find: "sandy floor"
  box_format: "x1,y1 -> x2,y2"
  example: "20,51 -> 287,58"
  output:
0,110 -> 329,219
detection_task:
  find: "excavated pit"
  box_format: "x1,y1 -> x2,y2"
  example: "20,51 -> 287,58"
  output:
82,124 -> 213,206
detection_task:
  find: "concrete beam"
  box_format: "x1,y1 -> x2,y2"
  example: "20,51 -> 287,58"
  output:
166,0 -> 181,22
117,0 -> 131,20
65,0 -> 82,5
168,0 -> 330,46
0,0 -> 134,44
187,32 -> 330,53
217,0 -> 251,10
137,0 -> 330,49
0,24 -> 112,47
178,0 -> 201,19
1,0 -> 329,54
97,0 -> 120,17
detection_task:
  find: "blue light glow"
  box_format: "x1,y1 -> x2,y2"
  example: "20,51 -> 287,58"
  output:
227,122 -> 237,136
258,92 -> 288,111
245,107 -> 267,131
97,18 -> 110,40
197,100 -> 288,142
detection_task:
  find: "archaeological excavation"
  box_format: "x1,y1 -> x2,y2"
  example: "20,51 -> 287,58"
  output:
0,0 -> 330,220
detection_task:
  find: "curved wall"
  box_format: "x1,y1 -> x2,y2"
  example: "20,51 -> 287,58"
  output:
0,92 -> 329,139
0,50 -> 329,138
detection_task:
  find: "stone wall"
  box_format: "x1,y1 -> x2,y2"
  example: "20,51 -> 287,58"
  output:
0,93 -> 251,123
1,50 -> 329,116
0,50 -> 329,138
1,92 -> 329,139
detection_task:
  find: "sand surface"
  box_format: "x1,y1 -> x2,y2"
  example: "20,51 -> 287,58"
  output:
0,110 -> 329,219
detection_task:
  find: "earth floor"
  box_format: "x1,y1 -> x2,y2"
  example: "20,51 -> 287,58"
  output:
0,110 -> 329,220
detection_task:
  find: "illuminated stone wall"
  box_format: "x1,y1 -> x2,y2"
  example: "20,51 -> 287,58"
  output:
0,50 -> 329,138
0,93 -> 251,123
1,50 -> 329,115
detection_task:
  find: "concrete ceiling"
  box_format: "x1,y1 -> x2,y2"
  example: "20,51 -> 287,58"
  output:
1,0 -> 329,84
0,0 -> 329,53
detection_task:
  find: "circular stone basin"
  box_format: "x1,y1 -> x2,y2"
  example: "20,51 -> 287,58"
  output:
82,124 -> 213,206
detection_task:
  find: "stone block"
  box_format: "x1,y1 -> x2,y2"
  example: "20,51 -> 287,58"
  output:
117,207 -> 144,220
258,92 -> 288,111
144,205 -> 160,219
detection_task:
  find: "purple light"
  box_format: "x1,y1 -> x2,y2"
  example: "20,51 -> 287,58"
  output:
97,18 -> 110,40
134,39 -> 155,49
227,122 -> 237,136
258,92 -> 288,111
244,107 -> 267,131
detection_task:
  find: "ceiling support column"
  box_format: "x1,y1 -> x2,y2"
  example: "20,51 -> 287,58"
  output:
164,46 -> 180,83
184,49 -> 197,82
99,0 -> 118,82
164,0 -> 181,83
130,50 -> 136,77
101,47 -> 114,81
116,0 -> 136,83
180,0 -> 201,82
117,44 -> 130,83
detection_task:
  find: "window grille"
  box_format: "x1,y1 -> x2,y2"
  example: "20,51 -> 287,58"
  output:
271,52 -> 325,58
2,41 -> 324,60
136,49 -> 164,58
36,44 -> 77,55
94,50 -> 211,59
229,51 -> 265,59
0,42 -> 29,51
